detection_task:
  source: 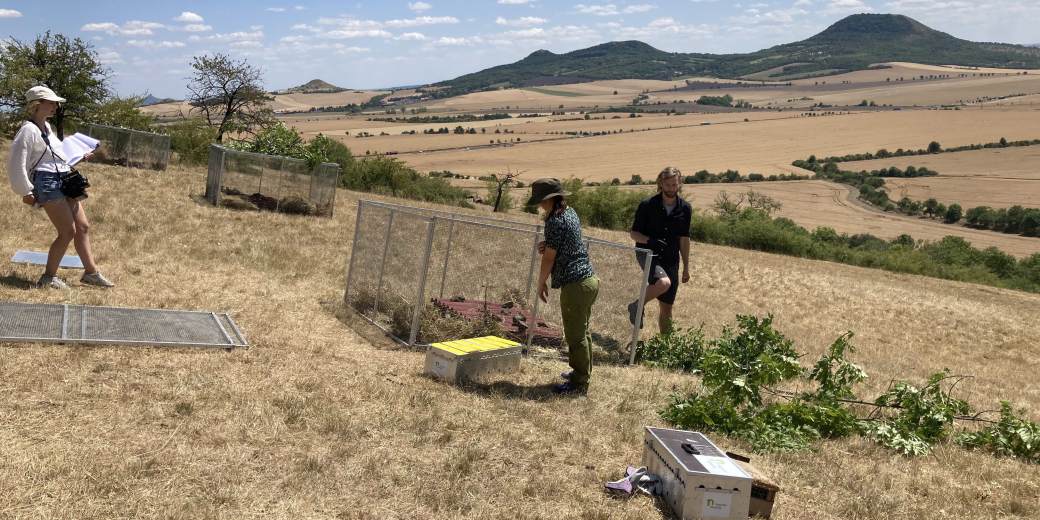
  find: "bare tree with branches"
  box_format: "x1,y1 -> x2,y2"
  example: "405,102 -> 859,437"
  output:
186,53 -> 273,143
489,169 -> 522,213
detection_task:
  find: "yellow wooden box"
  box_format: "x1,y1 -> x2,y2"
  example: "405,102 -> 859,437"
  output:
424,336 -> 522,383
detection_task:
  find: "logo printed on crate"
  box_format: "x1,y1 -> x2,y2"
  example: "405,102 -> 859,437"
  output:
702,491 -> 733,518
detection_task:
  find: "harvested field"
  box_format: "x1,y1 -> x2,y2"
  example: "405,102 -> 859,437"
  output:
1,150 -> 1037,519
618,180 -> 1040,257
141,90 -> 388,118
401,107 -> 1040,183
841,146 -> 1040,209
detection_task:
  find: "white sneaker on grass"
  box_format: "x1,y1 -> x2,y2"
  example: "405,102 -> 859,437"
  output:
81,272 -> 115,288
38,275 -> 70,290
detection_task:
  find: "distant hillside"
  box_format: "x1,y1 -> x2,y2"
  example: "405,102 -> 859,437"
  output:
274,79 -> 347,94
432,14 -> 1040,96
138,94 -> 177,107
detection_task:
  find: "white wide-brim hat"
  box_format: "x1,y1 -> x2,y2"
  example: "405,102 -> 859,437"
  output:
25,85 -> 66,103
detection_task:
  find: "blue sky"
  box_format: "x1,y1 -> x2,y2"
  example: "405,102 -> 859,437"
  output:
1,1 -> 1037,98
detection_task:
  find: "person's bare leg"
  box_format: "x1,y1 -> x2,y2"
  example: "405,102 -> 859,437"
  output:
41,200 -> 76,276
644,276 -> 671,302
658,302 -> 674,334
67,199 -> 99,274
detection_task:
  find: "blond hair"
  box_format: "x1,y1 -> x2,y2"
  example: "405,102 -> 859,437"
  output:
25,99 -> 43,118
657,166 -> 682,193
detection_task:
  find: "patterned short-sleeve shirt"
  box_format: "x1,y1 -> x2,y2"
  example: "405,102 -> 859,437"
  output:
544,207 -> 595,288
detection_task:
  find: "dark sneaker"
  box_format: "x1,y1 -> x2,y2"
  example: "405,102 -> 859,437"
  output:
561,370 -> 574,380
628,300 -> 643,329
37,274 -> 69,290
553,381 -> 588,395
81,272 -> 115,288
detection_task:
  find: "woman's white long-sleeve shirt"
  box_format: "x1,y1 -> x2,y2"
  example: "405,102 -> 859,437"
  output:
7,121 -> 70,197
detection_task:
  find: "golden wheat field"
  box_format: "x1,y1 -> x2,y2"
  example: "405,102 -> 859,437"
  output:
399,107 -> 1040,181
613,181 -> 1040,257
838,146 -> 1040,209
1,150 -> 1039,519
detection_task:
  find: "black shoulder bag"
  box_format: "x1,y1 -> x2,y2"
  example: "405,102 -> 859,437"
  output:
32,121 -> 90,201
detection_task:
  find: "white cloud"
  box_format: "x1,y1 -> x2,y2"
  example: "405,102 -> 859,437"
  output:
96,49 -> 123,64
408,1 -> 432,12
80,20 -> 165,36
576,4 -> 619,16
230,40 -> 263,48
181,24 -> 213,32
265,7 -> 286,12
794,0 -> 813,5
190,30 -> 265,43
498,0 -> 533,4
623,4 -> 657,13
396,32 -> 428,40
825,0 -> 873,13
433,36 -> 484,46
611,17 -> 715,39
126,40 -> 187,48
325,29 -> 393,38
384,16 -> 459,28
496,16 -> 549,27
174,11 -> 204,23
0,9 -> 22,18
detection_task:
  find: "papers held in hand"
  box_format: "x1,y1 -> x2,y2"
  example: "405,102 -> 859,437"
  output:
59,133 -> 101,166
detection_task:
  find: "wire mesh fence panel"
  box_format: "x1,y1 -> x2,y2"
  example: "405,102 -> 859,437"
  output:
421,217 -> 545,346
377,210 -> 435,343
83,124 -> 171,171
310,163 -> 339,217
205,146 -> 338,217
585,240 -> 653,362
345,202 -> 394,330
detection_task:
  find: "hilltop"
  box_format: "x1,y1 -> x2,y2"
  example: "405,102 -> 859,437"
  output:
433,14 -> 1040,96
274,79 -> 348,94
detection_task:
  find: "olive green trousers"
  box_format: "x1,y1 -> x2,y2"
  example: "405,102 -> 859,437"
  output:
559,276 -> 600,388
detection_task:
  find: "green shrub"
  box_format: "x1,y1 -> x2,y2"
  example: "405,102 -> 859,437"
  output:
165,118 -> 217,165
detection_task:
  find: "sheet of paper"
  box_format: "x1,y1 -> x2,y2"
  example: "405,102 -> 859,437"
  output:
60,133 -> 100,166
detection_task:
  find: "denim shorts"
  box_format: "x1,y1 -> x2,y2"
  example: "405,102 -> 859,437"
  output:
31,171 -> 66,205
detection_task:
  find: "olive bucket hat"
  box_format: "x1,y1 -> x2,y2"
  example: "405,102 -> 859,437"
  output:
525,178 -> 570,207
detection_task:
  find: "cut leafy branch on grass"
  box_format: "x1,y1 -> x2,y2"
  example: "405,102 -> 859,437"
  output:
653,315 -> 1040,463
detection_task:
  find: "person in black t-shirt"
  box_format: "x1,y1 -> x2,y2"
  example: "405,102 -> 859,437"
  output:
629,167 -> 692,333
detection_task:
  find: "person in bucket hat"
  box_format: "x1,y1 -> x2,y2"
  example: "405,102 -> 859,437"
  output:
6,85 -> 114,289
529,178 -> 599,395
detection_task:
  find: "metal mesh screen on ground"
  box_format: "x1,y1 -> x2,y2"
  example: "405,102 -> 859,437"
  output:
81,123 -> 171,171
344,200 -> 654,364
204,145 -> 339,217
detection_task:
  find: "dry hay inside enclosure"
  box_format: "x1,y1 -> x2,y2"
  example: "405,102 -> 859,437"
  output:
617,180 -> 1040,258
1,143 -> 1038,519
399,107 -> 1040,182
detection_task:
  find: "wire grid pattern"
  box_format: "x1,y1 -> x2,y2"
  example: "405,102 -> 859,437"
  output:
0,301 -> 247,349
205,145 -> 339,217
344,200 -> 653,362
82,123 -> 171,171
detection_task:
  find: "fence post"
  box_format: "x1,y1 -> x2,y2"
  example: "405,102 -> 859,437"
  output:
409,218 -> 437,346
437,218 -> 456,298
373,209 -> 395,314
525,225 -> 542,304
126,131 -> 134,168
628,248 -> 654,365
344,200 -> 366,305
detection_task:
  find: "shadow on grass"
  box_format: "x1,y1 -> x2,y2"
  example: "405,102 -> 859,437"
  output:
0,272 -> 36,290
457,379 -> 584,401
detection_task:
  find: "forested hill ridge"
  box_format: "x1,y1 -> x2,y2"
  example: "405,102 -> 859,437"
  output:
431,13 -> 1040,97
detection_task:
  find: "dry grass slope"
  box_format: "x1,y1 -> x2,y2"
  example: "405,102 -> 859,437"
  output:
1,154 -> 1038,519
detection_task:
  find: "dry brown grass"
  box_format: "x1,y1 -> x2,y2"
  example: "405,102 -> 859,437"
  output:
1,153 -> 1038,519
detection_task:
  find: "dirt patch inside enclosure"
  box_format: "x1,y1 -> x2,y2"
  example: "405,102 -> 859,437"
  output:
219,187 -> 324,216
433,298 -> 562,347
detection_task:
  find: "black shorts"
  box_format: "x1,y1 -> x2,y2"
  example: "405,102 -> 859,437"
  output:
636,251 -> 680,305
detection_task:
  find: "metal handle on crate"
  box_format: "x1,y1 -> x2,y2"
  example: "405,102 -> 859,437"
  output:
681,443 -> 700,455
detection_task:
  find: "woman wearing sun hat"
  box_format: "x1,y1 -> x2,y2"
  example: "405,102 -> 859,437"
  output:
529,178 -> 599,394
7,85 -> 114,289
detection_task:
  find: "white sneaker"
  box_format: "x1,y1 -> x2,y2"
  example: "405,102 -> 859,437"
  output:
81,272 -> 115,288
38,275 -> 70,290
